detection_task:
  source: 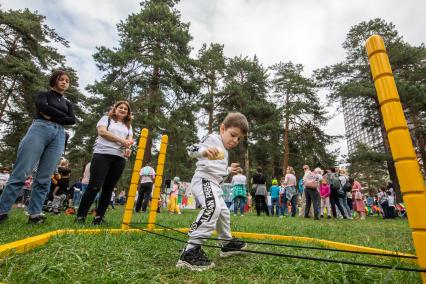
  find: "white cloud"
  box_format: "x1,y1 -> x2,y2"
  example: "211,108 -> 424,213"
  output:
2,0 -> 425,158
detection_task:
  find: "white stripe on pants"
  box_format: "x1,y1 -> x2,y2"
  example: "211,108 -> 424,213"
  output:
186,177 -> 232,250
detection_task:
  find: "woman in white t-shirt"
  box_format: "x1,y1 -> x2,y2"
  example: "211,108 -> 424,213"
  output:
76,101 -> 133,225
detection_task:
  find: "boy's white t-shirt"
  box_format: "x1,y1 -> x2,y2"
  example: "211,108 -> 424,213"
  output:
93,116 -> 133,158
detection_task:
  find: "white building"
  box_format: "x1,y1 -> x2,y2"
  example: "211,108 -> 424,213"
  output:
342,99 -> 383,156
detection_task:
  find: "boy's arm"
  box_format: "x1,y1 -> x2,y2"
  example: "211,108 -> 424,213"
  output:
187,135 -> 219,159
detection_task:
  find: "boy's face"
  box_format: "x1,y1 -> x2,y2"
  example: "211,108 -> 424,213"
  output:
219,125 -> 245,149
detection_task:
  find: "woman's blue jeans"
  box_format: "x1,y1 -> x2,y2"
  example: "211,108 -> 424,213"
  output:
0,119 -> 65,216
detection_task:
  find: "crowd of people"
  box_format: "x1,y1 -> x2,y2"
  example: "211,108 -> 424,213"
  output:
221,166 -> 403,221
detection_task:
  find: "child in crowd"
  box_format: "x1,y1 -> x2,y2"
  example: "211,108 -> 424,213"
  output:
110,190 -> 116,209
168,177 -> 182,214
387,191 -> 395,219
319,177 -> 331,219
269,179 -> 280,217
177,112 -> 249,271
246,193 -> 252,213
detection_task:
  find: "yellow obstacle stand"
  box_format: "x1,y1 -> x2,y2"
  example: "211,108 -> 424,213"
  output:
365,34 -> 426,282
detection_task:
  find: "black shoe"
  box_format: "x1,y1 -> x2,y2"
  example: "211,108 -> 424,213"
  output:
91,216 -> 105,226
327,216 -> 332,219
220,238 -> 247,257
74,216 -> 86,224
0,214 -> 9,224
320,215 -> 324,218
27,215 -> 47,224
176,246 -> 215,271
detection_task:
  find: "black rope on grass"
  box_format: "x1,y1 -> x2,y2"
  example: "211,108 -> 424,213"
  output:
124,222 -> 426,273
129,222 -> 417,260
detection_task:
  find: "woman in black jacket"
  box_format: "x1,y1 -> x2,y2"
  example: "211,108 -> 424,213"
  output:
0,70 -> 75,224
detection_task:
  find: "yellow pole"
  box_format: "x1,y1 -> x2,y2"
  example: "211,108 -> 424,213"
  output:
366,35 -> 426,282
147,134 -> 168,231
121,128 -> 149,229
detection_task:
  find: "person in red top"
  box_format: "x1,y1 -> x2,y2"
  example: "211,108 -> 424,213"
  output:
351,178 -> 366,220
319,176 -> 331,219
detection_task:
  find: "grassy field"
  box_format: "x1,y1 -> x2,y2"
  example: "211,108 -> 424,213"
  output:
0,206 -> 421,283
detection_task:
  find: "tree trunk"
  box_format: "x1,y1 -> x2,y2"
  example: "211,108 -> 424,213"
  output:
0,79 -> 17,121
282,94 -> 290,175
377,105 -> 402,202
208,83 -> 214,134
145,64 -> 160,163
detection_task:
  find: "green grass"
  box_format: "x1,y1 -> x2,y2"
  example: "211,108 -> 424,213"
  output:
0,206 -> 421,283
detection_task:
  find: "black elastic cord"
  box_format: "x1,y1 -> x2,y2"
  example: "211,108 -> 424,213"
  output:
124,222 -> 425,273
129,222 -> 417,259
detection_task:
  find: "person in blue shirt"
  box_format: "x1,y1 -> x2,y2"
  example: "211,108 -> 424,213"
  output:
269,179 -> 280,217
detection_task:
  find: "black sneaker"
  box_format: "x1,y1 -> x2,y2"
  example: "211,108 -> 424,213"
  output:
91,216 -> 105,226
74,216 -> 86,224
27,215 -> 47,224
0,214 -> 9,224
176,246 -> 215,271
220,238 -> 247,257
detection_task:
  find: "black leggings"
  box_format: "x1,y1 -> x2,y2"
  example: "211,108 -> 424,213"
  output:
77,153 -> 125,218
135,182 -> 153,212
255,195 -> 270,216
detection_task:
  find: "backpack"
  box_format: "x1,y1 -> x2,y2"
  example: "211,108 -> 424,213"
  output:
304,172 -> 319,188
341,176 -> 352,192
142,166 -> 151,176
328,173 -> 341,191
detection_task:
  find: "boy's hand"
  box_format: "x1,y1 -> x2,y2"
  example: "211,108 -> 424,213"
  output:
230,163 -> 241,175
204,147 -> 224,160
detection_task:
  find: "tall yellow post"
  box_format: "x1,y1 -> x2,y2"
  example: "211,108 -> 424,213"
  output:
147,135 -> 168,231
121,128 -> 149,229
366,35 -> 426,282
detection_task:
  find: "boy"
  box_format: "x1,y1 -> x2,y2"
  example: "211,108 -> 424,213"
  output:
176,112 -> 249,271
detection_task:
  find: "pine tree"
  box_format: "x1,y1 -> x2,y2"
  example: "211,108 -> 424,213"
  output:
195,43 -> 226,134
83,0 -> 197,167
270,61 -> 332,175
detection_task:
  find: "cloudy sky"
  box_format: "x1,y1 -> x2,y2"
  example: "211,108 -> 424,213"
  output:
2,0 -> 425,158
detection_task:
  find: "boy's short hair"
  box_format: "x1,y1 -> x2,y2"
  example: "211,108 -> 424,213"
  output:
221,112 -> 249,135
